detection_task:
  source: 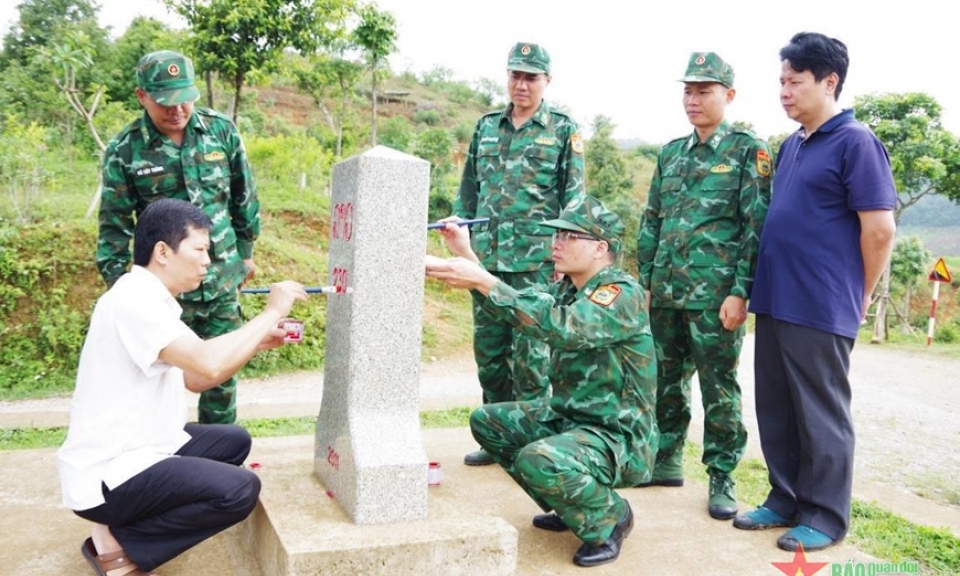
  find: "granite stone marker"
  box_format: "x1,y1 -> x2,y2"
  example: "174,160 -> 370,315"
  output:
314,146 -> 431,524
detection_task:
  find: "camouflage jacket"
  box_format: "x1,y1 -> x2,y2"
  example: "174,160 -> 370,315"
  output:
455,101 -> 585,273
96,107 -> 260,302
481,265 -> 658,486
637,121 -> 771,310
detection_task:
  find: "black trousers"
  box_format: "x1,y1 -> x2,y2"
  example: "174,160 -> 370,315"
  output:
753,315 -> 855,540
75,424 -> 261,572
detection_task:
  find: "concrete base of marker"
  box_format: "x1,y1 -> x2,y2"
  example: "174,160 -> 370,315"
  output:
243,436 -> 518,576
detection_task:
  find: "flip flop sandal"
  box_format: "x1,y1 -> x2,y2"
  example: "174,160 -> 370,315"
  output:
81,537 -> 151,576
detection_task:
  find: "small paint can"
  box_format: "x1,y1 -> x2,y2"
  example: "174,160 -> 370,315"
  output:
282,319 -> 304,343
428,461 -> 442,486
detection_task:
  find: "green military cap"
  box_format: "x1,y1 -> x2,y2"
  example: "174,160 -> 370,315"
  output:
507,42 -> 551,75
680,51 -> 735,88
541,195 -> 625,253
136,50 -> 201,106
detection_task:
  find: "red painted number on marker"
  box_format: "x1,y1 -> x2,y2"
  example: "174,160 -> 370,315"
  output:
332,267 -> 349,293
331,202 -> 353,241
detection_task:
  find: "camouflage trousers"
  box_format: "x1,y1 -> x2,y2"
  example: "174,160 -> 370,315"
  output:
472,269 -> 552,404
471,400 -> 630,546
180,292 -> 244,424
649,307 -> 746,474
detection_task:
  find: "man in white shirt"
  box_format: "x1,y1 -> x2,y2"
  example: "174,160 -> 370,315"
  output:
58,198 -> 307,576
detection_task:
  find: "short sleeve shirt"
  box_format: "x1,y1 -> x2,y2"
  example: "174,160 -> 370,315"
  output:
57,266 -> 192,510
749,110 -> 897,338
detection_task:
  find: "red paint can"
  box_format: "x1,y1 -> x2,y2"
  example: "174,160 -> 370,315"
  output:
428,461 -> 442,486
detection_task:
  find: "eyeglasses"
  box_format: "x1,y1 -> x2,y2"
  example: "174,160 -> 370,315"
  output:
553,231 -> 600,243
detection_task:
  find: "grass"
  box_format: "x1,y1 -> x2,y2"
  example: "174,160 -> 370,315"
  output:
0,407 -> 476,451
681,442 -> 960,575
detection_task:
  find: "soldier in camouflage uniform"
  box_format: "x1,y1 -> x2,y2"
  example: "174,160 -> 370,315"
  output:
454,42 -> 586,466
636,52 -> 772,520
96,50 -> 260,425
427,196 -> 656,568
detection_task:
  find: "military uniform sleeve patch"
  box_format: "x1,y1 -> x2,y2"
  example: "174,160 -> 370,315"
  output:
756,149 -> 772,177
589,284 -> 621,306
570,132 -> 584,155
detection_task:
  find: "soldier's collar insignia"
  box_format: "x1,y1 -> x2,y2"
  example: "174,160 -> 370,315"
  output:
535,136 -> 557,146
589,284 -> 621,307
711,165 -> 733,173
204,151 -> 226,162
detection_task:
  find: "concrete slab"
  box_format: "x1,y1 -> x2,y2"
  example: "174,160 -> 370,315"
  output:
244,436 -> 516,576
1,427 -> 880,576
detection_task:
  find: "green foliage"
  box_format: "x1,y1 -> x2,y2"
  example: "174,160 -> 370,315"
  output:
891,236 -> 932,290
934,322 -> 958,344
0,222 -> 98,399
630,142 -> 660,161
244,133 -> 336,211
1,0 -> 108,70
378,115 -> 413,152
0,114 -> 57,224
241,416 -> 316,437
850,500 -> 960,575
413,108 -> 442,126
0,426 -> 68,450
165,0 -> 354,120
855,92 -> 960,219
586,115 -> 633,200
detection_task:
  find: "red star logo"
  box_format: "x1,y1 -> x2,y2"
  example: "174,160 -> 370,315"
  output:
771,543 -> 829,576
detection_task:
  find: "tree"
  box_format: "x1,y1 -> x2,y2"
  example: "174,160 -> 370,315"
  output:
889,236 -> 931,333
1,0 -> 104,68
352,4 -> 396,146
293,48 -> 363,158
855,92 -> 960,218
855,92 -> 960,341
164,0 -> 353,123
586,115 -> 633,200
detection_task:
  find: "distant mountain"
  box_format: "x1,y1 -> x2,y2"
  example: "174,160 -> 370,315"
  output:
898,193 -> 960,256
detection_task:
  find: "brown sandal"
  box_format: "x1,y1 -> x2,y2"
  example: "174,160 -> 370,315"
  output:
81,537 -> 152,576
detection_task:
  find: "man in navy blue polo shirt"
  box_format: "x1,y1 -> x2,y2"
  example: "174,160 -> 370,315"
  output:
732,32 -> 897,552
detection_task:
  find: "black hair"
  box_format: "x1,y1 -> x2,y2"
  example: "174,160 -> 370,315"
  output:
133,198 -> 212,266
779,32 -> 849,99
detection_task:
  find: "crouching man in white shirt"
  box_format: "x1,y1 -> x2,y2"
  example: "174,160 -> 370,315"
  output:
58,198 -> 307,576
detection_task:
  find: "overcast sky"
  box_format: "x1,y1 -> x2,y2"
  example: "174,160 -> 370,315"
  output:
2,0 -> 957,143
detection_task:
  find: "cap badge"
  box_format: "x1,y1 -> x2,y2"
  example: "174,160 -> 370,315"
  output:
521,45 -> 531,55
695,55 -> 706,65
168,63 -> 180,76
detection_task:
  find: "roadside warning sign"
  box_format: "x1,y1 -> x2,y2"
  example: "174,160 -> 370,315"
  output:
928,258 -> 952,283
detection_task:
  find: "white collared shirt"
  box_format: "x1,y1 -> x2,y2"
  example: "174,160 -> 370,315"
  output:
57,266 -> 193,510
